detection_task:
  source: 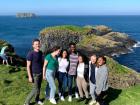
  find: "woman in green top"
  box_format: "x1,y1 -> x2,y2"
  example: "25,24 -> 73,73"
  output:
43,46 -> 61,105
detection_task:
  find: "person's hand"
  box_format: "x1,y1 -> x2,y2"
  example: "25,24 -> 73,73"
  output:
96,94 -> 100,96
96,92 -> 100,96
43,75 -> 46,80
28,77 -> 33,83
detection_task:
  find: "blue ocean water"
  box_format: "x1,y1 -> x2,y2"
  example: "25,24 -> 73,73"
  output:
0,16 -> 140,72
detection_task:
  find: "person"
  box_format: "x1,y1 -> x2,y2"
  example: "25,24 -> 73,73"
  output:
0,46 -> 9,65
24,39 -> 44,105
43,46 -> 61,104
76,54 -> 90,104
95,56 -> 108,105
58,49 -> 69,101
89,55 -> 97,105
68,42 -> 79,102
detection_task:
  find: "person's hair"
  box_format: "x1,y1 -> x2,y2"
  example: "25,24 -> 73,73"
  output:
69,42 -> 76,47
78,53 -> 89,64
98,56 -> 107,64
90,54 -> 97,64
32,39 -> 40,45
60,49 -> 69,60
91,54 -> 97,57
91,54 -> 97,58
51,46 -> 61,52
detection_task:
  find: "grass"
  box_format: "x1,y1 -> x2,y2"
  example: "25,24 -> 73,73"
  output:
78,35 -> 121,51
108,85 -> 140,105
0,64 -> 140,105
39,25 -> 88,36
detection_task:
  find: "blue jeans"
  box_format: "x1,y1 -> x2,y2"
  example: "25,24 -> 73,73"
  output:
68,74 -> 78,96
58,71 -> 67,97
45,70 -> 56,99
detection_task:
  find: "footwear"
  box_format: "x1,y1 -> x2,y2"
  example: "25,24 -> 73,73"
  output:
77,97 -> 85,102
37,101 -> 44,105
68,96 -> 72,102
85,98 -> 90,104
95,102 -> 100,105
24,104 -> 29,105
58,92 -> 61,98
50,98 -> 57,104
46,96 -> 50,100
89,99 -> 96,105
60,96 -> 65,101
75,93 -> 79,99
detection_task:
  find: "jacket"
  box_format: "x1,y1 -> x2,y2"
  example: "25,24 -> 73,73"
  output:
95,64 -> 108,95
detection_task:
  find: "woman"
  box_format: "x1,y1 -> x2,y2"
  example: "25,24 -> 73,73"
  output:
0,46 -> 9,65
58,49 -> 69,101
43,46 -> 61,104
76,54 -> 89,104
89,55 -> 97,105
95,56 -> 108,105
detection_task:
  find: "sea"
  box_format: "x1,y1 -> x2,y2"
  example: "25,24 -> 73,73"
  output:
0,15 -> 140,72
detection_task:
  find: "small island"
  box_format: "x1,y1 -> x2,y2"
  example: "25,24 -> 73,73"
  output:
16,13 -> 36,18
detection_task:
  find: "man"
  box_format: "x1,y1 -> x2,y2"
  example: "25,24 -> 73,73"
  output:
24,39 -> 44,105
68,42 -> 79,102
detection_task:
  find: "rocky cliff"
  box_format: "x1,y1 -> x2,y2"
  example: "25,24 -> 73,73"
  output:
39,25 -> 136,56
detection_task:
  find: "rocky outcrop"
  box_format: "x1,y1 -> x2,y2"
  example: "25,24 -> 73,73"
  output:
39,25 -> 136,56
107,57 -> 140,89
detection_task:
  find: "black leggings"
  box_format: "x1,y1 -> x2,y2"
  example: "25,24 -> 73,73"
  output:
96,91 -> 108,103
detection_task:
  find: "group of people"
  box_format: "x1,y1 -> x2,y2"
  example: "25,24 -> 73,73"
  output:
24,39 -> 108,105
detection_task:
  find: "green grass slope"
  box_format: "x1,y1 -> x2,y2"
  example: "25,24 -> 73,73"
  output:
0,63 -> 140,105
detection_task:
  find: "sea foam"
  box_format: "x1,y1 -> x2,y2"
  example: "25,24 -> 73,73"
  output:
133,41 -> 140,48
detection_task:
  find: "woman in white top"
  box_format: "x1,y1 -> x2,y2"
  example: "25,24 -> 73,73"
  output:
58,49 -> 69,101
76,54 -> 89,104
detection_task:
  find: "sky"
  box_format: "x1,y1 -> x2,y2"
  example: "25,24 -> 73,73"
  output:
0,0 -> 140,15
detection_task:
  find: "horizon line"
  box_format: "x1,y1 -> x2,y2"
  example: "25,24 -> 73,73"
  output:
0,14 -> 140,16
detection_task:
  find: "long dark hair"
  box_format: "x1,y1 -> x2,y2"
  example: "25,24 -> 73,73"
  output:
59,49 -> 69,61
44,46 -> 61,56
78,53 -> 89,64
51,46 -> 61,52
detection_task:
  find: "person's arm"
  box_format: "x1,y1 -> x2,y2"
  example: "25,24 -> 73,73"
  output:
43,60 -> 48,80
89,61 -> 91,79
27,60 -> 33,83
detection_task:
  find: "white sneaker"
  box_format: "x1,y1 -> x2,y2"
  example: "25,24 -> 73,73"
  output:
37,101 -> 44,105
60,96 -> 65,101
75,93 -> 79,99
95,102 -> 100,105
50,98 -> 57,104
89,99 -> 96,105
58,92 -> 61,98
24,104 -> 29,105
68,96 -> 72,102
